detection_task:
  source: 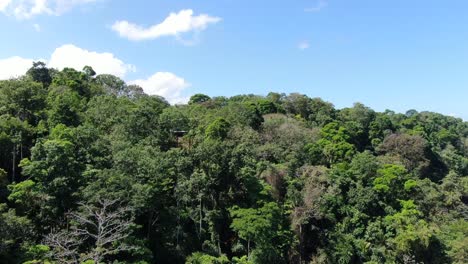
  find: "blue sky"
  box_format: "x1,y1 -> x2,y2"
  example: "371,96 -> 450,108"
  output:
0,0 -> 467,119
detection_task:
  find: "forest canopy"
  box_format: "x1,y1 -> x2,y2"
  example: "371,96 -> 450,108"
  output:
0,63 -> 467,263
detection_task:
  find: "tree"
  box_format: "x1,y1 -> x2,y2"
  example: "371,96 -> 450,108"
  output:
257,99 -> 277,115
7,178 -> 53,236
45,199 -> 137,263
338,103 -> 376,150
185,252 -> 229,264
282,93 -> 311,119
26,61 -> 52,87
439,220 -> 468,264
308,97 -> 335,126
1,65 -> 467,264
0,115 -> 35,182
230,202 -> 289,262
94,74 -> 144,98
206,118 -> 231,140
189,94 -> 211,105
318,122 -> 356,165
47,86 -> 84,127
378,133 -> 431,175
51,68 -> 92,98
0,204 -> 35,261
82,66 -> 96,77
373,164 -> 408,193
369,113 -> 395,146
122,95 -> 170,145
19,126 -> 83,216
0,168 -> 7,199
384,200 -> 440,263
0,79 -> 47,124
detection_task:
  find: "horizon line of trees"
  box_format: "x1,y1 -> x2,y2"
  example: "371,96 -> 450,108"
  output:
0,62 -> 467,263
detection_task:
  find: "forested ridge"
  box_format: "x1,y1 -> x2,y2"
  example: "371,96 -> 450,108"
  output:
0,62 -> 467,264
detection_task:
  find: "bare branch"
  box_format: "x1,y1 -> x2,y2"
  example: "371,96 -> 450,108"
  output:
44,198 -> 136,263
44,229 -> 82,264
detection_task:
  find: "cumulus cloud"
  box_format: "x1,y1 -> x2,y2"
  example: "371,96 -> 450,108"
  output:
129,72 -> 190,104
33,23 -> 40,31
49,44 -> 135,78
0,56 -> 34,79
0,45 -> 191,104
298,41 -> 310,50
112,9 -> 221,41
1,0 -> 97,19
0,44 -> 135,79
0,0 -> 12,12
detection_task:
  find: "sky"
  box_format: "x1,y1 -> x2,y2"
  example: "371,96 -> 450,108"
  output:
0,0 -> 467,119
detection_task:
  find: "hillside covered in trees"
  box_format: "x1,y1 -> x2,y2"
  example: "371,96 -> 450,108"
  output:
0,63 -> 467,263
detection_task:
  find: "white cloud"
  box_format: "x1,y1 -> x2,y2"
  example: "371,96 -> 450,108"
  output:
49,44 -> 135,78
13,0 -> 51,19
33,23 -> 40,31
0,45 -> 192,104
0,0 -> 12,12
298,41 -> 310,50
129,72 -> 190,104
0,44 -> 135,79
305,0 -> 328,12
1,0 -> 97,19
112,9 -> 221,41
0,56 -> 34,79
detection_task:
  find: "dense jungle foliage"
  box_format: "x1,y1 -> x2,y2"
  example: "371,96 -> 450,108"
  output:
0,62 -> 467,263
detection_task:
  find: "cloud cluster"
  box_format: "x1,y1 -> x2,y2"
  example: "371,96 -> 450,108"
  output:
0,56 -> 34,79
48,44 -> 135,78
129,72 -> 190,104
0,0 -> 96,19
1,5 -> 215,103
0,44 -> 134,79
112,9 -> 221,41
0,0 -> 12,12
0,44 -> 190,104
